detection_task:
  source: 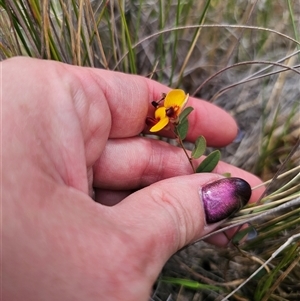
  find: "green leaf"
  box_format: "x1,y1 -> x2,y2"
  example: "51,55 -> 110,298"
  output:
196,150 -> 221,173
191,136 -> 206,159
161,277 -> 222,291
176,119 -> 189,140
179,107 -> 194,124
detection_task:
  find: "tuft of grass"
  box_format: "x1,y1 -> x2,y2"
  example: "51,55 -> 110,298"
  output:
1,1 -> 299,300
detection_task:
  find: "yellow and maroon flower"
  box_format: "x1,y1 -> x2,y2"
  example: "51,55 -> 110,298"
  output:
149,89 -> 189,132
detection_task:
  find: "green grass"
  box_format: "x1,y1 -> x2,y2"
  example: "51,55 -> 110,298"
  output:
1,0 -> 299,300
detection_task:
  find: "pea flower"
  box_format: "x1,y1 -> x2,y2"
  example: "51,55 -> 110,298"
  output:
149,89 -> 189,132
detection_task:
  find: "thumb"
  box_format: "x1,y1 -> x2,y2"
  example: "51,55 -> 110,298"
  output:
113,174 -> 251,265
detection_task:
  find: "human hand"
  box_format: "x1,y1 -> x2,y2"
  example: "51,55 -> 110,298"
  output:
2,57 -> 262,301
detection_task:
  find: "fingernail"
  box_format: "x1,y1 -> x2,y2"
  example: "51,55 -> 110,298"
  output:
202,177 -> 252,224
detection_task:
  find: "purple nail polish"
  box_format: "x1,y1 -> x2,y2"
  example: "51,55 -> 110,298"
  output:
202,178 -> 252,224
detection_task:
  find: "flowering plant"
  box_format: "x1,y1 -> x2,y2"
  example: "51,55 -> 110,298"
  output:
146,89 -> 221,173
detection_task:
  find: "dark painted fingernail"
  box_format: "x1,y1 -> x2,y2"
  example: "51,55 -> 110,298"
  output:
202,177 -> 252,224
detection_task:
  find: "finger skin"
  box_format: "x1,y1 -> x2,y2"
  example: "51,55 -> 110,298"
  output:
93,137 -> 263,203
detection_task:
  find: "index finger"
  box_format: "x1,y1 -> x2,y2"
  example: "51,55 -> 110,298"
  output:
5,58 -> 237,147
87,68 -> 237,146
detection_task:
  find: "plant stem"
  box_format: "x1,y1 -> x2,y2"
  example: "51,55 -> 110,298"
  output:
175,133 -> 195,173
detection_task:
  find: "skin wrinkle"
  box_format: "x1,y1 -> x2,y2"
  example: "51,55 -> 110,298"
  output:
162,143 -> 192,176
121,142 -> 140,176
92,71 -> 149,138
100,225 -> 156,298
135,138 -> 189,187
93,138 -> 151,189
77,70 -> 112,136
146,187 -> 182,252
147,181 -> 201,251
64,69 -> 110,193
118,77 -> 145,132
21,93 -> 68,187
54,89 -> 88,191
165,189 -> 193,248
175,181 -> 204,246
71,83 -> 90,137
141,138 -> 166,185
110,194 -> 175,284
26,62 -> 91,193
73,70 -> 111,144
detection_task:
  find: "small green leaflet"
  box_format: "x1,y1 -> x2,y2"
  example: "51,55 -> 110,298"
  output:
191,136 -> 206,159
176,119 -> 189,140
175,107 -> 194,140
196,150 -> 221,173
179,106 -> 194,123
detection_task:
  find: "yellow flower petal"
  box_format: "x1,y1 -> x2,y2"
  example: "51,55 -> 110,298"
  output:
164,89 -> 187,107
154,106 -> 167,119
150,117 -> 169,132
